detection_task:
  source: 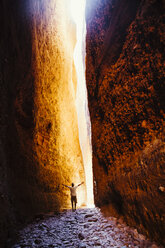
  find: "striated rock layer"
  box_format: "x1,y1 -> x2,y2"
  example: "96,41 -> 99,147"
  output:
0,0 -> 86,246
86,0 -> 165,245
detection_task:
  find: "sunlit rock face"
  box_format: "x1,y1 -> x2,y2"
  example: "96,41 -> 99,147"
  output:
86,0 -> 165,245
30,0 -> 86,209
0,0 -> 86,245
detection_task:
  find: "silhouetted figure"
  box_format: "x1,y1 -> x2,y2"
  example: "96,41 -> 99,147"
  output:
63,182 -> 84,211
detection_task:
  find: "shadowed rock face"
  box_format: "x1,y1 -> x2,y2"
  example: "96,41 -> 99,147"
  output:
0,0 -> 86,246
0,0 -> 165,246
86,0 -> 165,245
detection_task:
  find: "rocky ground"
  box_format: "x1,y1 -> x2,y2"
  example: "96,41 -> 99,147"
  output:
10,208 -> 163,248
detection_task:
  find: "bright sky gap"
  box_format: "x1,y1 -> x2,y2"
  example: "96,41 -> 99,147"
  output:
70,0 -> 94,207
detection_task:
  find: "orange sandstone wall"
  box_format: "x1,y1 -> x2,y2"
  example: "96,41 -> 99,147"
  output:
86,0 -> 165,245
28,0 -> 86,209
0,0 -> 86,245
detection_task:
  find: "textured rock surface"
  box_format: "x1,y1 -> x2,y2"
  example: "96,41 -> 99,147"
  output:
1,0 -> 165,247
0,0 -> 86,246
10,208 -> 163,248
86,0 -> 165,245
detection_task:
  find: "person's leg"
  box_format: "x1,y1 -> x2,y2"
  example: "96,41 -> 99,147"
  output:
71,197 -> 74,211
75,196 -> 77,210
72,198 -> 76,211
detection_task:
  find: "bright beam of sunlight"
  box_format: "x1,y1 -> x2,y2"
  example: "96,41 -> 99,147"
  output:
70,0 -> 94,207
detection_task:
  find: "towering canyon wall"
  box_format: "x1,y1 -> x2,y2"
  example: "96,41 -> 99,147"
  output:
0,0 -> 86,246
86,0 -> 165,245
1,0 -> 165,246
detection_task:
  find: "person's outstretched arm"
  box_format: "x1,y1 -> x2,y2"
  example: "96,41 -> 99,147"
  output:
77,182 -> 84,187
62,184 -> 70,188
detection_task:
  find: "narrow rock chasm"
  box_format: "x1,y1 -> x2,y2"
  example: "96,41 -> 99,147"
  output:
0,0 -> 165,247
